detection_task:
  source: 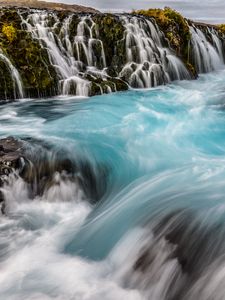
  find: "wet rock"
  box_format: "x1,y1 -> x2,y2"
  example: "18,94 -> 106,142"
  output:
0,137 -> 23,172
0,137 -> 24,208
0,137 -> 109,209
132,209 -> 225,299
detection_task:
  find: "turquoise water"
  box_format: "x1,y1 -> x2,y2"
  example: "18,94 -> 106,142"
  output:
1,69 -> 225,299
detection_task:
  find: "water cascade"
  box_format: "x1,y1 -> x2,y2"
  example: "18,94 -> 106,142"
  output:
21,13 -> 107,97
189,25 -> 224,73
120,16 -> 191,88
0,10 -> 224,99
0,52 -> 24,99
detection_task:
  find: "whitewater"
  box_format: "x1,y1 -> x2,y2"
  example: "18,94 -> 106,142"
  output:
1,67 -> 225,299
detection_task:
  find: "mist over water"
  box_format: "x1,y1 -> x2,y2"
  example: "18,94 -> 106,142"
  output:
1,69 -> 225,298
45,0 -> 225,23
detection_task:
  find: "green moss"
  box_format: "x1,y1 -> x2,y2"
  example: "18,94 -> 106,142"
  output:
93,14 -> 125,71
0,59 -> 16,99
0,9 -> 58,98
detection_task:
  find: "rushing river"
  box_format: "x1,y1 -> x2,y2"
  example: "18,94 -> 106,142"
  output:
1,69 -> 225,299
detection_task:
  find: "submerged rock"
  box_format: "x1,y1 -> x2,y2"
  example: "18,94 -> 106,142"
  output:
131,209 -> 225,299
0,137 -> 24,204
0,137 -> 109,210
0,137 -> 24,172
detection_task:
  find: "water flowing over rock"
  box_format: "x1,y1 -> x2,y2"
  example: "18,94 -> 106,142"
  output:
127,209 -> 225,300
0,52 -> 24,99
0,8 -> 224,100
120,15 -> 191,88
0,137 -> 108,212
189,25 -> 225,73
0,137 -> 24,206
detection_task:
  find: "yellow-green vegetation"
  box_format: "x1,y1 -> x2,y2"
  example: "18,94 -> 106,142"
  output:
2,24 -> 17,43
217,24 -> 225,35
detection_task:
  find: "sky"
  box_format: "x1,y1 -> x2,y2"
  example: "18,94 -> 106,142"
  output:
45,0 -> 225,24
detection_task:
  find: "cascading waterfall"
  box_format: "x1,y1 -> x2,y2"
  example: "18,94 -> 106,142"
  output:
209,27 -> 224,60
0,10 -> 225,98
0,52 -> 24,99
21,13 -> 89,96
189,25 -> 224,73
119,16 -> 191,88
21,12 -> 108,97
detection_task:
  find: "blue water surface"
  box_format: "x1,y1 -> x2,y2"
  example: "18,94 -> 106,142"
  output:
2,69 -> 225,260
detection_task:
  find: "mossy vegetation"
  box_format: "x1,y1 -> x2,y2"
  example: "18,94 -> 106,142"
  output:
217,24 -> 225,35
0,9 -> 58,98
93,14 -> 126,72
0,59 -> 16,100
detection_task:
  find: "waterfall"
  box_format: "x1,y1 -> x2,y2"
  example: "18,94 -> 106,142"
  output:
189,25 -> 224,73
1,10 -> 225,99
20,12 -> 107,97
119,16 -> 190,88
0,52 -> 24,99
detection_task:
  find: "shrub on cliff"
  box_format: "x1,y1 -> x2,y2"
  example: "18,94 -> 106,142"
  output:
2,24 -> 17,43
217,24 -> 225,35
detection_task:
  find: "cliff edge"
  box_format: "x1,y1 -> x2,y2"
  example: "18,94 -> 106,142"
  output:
0,0 -> 100,13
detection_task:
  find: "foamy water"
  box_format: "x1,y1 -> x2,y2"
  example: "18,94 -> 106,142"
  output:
1,70 -> 225,298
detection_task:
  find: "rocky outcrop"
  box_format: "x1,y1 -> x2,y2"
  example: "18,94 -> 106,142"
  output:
0,0 -> 99,13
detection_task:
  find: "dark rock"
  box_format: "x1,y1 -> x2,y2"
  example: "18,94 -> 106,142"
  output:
132,209 -> 225,299
0,137 -> 23,172
0,137 -> 24,212
0,137 -> 109,208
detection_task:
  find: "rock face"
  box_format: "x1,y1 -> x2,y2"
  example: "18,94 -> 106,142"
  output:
0,0 -> 99,13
